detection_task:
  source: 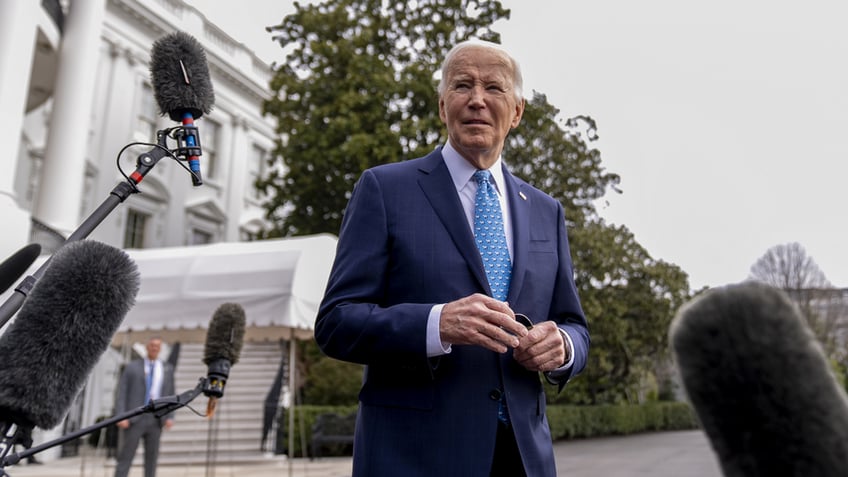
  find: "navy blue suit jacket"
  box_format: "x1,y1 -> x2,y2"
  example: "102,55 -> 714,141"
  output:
316,148 -> 589,477
115,359 -> 176,422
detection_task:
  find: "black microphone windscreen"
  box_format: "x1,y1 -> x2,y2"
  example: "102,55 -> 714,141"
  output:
670,282 -> 848,476
0,241 -> 139,429
203,303 -> 245,366
0,244 -> 41,295
150,31 -> 215,121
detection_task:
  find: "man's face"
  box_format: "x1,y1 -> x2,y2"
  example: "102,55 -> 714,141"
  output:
439,46 -> 525,169
146,339 -> 162,360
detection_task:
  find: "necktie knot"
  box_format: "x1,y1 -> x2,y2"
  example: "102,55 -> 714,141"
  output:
473,169 -> 491,186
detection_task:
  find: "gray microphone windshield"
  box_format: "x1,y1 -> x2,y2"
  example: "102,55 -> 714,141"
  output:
203,303 -> 246,400
0,241 -> 139,429
149,31 -> 215,121
670,282 -> 848,476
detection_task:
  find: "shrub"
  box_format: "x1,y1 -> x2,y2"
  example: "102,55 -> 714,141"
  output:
546,402 -> 699,440
279,402 -> 699,457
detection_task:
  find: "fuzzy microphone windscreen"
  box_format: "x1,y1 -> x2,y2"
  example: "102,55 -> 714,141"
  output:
149,31 -> 215,121
670,281 -> 848,476
204,303 -> 246,366
0,243 -> 41,295
0,241 -> 139,429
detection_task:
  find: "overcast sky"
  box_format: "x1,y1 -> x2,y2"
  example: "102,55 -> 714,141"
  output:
189,0 -> 848,291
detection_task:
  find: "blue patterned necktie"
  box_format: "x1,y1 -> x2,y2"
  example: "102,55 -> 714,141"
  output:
473,170 -> 512,301
473,170 -> 513,425
145,361 -> 154,403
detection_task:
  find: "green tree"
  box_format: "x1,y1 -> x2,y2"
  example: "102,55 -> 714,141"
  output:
262,0 -> 692,405
260,0 -> 508,236
503,95 -> 691,403
553,220 -> 691,404
302,346 -> 363,405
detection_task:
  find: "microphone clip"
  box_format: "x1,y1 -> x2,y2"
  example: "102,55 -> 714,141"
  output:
0,423 -> 30,469
127,125 -> 203,187
202,359 -> 231,398
173,123 -> 203,160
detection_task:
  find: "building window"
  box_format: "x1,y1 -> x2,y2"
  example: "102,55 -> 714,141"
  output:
246,144 -> 265,200
190,228 -> 213,245
136,83 -> 158,142
124,209 -> 150,249
201,119 -> 220,180
185,201 -> 225,246
240,228 -> 259,241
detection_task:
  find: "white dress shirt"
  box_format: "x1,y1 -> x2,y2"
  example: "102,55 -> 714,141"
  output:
144,359 -> 164,400
424,142 -> 573,372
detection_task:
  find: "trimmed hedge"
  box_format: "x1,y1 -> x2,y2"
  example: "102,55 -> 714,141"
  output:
276,405 -> 358,456
546,402 -> 699,440
277,402 -> 699,457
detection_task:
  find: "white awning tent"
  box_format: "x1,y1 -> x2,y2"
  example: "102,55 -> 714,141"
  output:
117,234 -> 338,468
113,234 -> 338,345
0,234 -> 337,462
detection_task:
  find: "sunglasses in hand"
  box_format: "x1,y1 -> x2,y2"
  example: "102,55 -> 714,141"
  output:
515,313 -> 533,330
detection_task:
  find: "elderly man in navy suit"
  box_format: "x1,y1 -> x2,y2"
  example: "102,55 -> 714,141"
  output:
316,39 -> 589,477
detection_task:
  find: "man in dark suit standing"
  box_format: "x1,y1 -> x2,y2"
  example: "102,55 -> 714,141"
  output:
113,337 -> 175,477
316,39 -> 590,477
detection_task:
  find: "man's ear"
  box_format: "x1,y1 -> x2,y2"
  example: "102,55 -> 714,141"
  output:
511,98 -> 526,128
438,97 -> 447,124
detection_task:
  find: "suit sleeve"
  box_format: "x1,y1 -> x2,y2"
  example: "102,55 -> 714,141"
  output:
114,362 -> 133,416
546,202 -> 590,389
315,169 -> 432,366
163,363 -> 176,421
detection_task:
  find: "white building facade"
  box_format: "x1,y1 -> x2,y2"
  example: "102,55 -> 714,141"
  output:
1,0 -> 275,260
0,0 -> 280,460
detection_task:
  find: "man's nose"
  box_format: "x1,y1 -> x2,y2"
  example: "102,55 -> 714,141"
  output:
468,85 -> 485,106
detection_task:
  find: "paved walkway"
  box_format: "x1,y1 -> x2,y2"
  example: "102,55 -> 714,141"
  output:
2,430 -> 723,477
554,430 -> 723,477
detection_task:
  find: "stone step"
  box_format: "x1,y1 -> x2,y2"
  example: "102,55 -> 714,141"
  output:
174,358 -> 283,368
156,340 -> 288,462
172,382 -> 281,396
157,450 -> 282,466
162,428 -> 267,444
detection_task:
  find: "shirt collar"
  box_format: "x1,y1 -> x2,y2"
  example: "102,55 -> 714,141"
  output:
442,141 -> 507,195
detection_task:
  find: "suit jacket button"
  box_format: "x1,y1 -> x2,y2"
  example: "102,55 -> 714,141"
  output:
489,389 -> 502,401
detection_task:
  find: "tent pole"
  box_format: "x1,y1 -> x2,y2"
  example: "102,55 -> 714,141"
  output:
288,337 -> 296,477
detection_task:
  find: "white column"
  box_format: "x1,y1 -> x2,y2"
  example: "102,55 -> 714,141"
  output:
34,0 -> 106,236
0,2 -> 39,252
224,115 -> 249,240
87,40 -> 142,246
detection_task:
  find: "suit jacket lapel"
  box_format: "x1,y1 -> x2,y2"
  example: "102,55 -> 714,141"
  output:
417,150 -> 491,295
503,167 -> 529,304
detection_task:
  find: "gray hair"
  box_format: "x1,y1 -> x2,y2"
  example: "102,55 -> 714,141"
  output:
437,39 -> 524,102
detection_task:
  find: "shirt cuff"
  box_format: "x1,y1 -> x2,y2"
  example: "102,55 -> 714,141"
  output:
544,328 -> 574,384
426,304 -> 452,357
557,328 -> 575,369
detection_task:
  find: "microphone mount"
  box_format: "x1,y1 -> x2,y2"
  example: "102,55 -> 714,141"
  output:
0,123 -> 203,328
202,358 -> 231,399
129,125 -> 203,186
